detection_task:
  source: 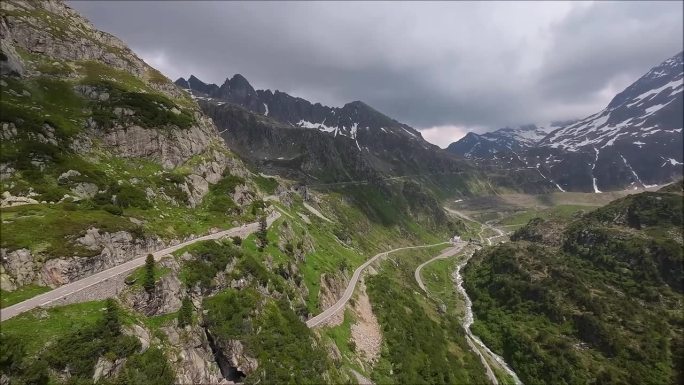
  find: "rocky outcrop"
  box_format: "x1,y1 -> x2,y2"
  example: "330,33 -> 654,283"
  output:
100,122 -> 213,170
0,35 -> 23,76
162,325 -> 227,385
0,0 -> 182,97
0,248 -> 33,290
231,184 -> 255,206
511,217 -> 566,247
0,228 -> 168,289
124,257 -> 183,316
123,324 -> 151,352
0,191 -> 39,207
39,228 -> 166,287
318,272 -> 347,327
209,333 -> 259,381
92,357 -> 126,383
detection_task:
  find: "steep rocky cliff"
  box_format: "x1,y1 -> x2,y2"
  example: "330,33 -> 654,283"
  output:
0,0 -> 261,292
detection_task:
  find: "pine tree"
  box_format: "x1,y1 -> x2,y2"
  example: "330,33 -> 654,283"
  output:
257,215 -> 268,250
143,254 -> 155,294
177,296 -> 193,327
101,298 -> 121,338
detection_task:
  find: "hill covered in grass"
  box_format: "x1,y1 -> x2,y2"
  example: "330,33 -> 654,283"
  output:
464,190 -> 683,384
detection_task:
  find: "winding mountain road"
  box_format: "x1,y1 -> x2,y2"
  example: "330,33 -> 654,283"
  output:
414,243 -> 464,292
412,242 -> 500,384
306,242 -> 450,328
1,211 -> 280,322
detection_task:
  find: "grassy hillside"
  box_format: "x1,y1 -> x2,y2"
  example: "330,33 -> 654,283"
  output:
463,190 -> 684,385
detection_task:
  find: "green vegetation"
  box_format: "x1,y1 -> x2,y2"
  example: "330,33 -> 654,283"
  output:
118,346 -> 175,385
257,215 -> 268,250
498,204 -> 592,227
125,258 -> 170,288
41,299 -> 140,379
254,174 -> 278,194
464,191 -> 684,385
178,240 -> 242,290
0,203 -> 138,258
204,289 -> 335,384
177,296 -> 193,327
0,285 -> 50,308
1,298 -> 174,385
87,79 -> 195,130
319,310 -> 357,365
365,247 -> 489,384
144,254 -> 156,294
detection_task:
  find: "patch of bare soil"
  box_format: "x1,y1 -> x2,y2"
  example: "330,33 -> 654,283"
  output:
350,279 -> 381,365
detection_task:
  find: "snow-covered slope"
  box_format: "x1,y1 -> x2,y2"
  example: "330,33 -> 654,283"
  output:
540,52 -> 683,151
447,51 -> 683,193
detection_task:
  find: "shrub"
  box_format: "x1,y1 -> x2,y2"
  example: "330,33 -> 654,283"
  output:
115,184 -> 150,209
181,241 -> 241,290
119,347 -> 174,385
93,191 -> 113,206
103,204 -> 123,216
208,195 -> 236,214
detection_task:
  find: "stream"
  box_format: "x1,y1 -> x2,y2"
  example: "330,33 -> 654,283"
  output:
454,251 -> 523,385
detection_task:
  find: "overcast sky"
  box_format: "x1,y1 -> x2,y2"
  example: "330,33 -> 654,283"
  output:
70,1 -> 683,147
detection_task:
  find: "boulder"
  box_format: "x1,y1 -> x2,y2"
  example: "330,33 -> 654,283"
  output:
0,248 -> 37,289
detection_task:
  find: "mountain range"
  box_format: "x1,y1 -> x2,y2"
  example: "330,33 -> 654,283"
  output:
1,1 -> 682,385
173,75 -> 508,197
448,51 -> 683,192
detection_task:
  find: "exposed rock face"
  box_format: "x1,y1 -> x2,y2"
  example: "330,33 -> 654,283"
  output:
124,257 -> 184,316
232,184 -> 255,206
162,325 -> 227,385
71,182 -> 98,199
100,121 -> 212,169
0,248 -> 34,290
1,0 -> 181,97
0,36 -> 23,76
209,334 -> 259,380
318,272 -> 347,327
92,357 -> 126,383
0,228 -> 169,289
123,324 -> 151,352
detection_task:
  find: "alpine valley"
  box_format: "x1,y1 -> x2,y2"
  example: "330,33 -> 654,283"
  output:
0,1 -> 682,385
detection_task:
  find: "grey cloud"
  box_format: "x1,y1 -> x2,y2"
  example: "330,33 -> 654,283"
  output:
538,1 -> 684,104
69,1 -> 682,139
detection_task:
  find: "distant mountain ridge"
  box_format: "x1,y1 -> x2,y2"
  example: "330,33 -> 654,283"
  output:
174,75 -> 425,145
447,51 -> 684,192
175,73 -> 558,195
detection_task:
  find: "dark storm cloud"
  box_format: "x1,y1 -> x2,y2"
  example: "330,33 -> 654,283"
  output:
68,1 -> 682,147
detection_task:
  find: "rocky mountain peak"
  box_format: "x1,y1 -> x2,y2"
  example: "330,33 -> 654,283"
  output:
447,51 -> 683,192
606,51 -> 683,110
226,73 -> 253,89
